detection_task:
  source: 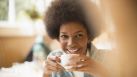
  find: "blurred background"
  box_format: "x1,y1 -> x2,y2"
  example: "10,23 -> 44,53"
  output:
0,0 -> 137,77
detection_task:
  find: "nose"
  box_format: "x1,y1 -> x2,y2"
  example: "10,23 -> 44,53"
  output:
67,37 -> 76,48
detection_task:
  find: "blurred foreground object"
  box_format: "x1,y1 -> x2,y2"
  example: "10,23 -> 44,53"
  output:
101,0 -> 137,77
0,61 -> 44,77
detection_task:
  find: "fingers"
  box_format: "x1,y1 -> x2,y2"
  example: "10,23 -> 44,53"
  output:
63,59 -> 87,71
44,56 -> 62,75
65,56 -> 90,72
48,56 -> 61,63
75,58 -> 97,73
45,55 -> 90,72
46,62 -> 62,71
60,55 -> 89,71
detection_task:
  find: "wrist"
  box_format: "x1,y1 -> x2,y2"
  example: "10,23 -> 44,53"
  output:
43,72 -> 51,77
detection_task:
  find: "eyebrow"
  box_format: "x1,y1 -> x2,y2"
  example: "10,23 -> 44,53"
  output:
60,31 -> 84,35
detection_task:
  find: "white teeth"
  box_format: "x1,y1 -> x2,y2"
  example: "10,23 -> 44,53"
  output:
68,49 -> 78,52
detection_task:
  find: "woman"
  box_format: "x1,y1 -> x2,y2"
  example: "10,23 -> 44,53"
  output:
43,0 -> 108,77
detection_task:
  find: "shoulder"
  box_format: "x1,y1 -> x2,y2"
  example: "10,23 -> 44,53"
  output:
91,44 -> 110,62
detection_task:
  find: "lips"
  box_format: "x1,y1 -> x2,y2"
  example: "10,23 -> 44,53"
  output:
66,48 -> 80,54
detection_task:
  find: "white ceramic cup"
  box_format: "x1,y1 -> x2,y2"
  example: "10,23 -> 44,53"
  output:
60,54 -> 80,70
60,54 -> 84,77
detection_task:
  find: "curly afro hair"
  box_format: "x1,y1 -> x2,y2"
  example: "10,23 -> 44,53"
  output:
44,0 -> 99,41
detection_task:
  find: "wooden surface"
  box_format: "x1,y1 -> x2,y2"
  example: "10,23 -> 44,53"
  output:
0,36 -> 35,67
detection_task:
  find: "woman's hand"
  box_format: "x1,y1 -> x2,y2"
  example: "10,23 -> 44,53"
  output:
43,56 -> 62,77
62,54 -> 108,77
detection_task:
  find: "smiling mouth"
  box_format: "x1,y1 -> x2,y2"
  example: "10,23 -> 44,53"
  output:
66,48 -> 80,54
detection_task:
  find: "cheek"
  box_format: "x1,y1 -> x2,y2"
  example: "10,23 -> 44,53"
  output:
60,42 -> 67,50
80,39 -> 88,49
81,43 -> 87,49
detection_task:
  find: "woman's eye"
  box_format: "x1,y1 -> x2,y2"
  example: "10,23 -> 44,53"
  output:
75,34 -> 83,39
60,35 -> 68,39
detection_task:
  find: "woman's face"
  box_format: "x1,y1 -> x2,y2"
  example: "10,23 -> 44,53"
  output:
59,22 -> 89,55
